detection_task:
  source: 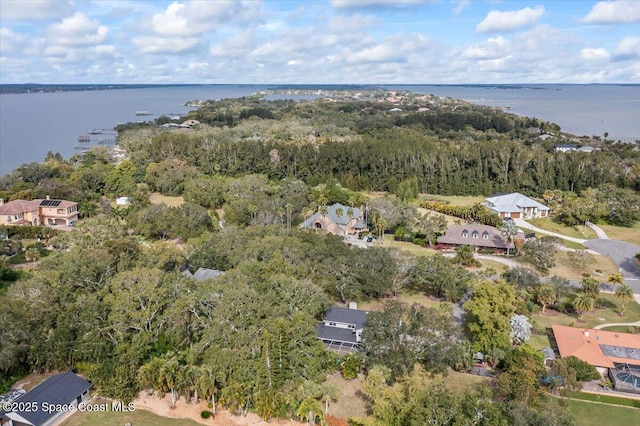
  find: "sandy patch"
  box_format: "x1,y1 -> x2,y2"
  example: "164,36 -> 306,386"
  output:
133,391 -> 305,426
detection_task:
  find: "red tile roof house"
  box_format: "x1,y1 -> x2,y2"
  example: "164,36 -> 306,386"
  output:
552,325 -> 640,394
436,223 -> 516,253
484,192 -> 549,219
0,198 -> 79,227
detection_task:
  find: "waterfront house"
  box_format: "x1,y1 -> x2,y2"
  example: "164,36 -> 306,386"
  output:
0,199 -> 41,226
0,197 -> 79,227
484,193 -> 549,219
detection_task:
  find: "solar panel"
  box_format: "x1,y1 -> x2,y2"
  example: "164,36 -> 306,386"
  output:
40,200 -> 62,207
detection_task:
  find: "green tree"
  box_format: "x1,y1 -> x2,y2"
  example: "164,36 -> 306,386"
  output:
607,272 -> 624,287
537,286 -> 556,313
522,238 -> 556,274
500,220 -> 518,256
413,211 -> 447,246
296,397 -> 325,425
615,283 -> 634,316
573,293 -> 595,321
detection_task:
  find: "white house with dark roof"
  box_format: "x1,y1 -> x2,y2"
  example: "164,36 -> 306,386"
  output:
317,306 -> 368,355
484,192 -> 549,219
0,371 -> 91,426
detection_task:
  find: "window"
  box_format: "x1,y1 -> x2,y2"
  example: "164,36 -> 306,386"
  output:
7,216 -> 11,223
472,231 -> 478,238
482,231 -> 489,239
462,230 -> 468,238
315,222 -> 322,229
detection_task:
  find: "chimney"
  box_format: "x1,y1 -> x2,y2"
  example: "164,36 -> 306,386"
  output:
583,330 -> 590,338
46,195 -> 50,200
348,301 -> 358,310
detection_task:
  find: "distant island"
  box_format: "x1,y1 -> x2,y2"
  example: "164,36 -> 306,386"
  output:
0,83 -> 203,95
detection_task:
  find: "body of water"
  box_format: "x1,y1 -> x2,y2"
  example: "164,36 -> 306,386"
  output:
1,84 -> 639,176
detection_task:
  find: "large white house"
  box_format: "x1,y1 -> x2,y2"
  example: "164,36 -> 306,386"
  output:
484,192 -> 549,219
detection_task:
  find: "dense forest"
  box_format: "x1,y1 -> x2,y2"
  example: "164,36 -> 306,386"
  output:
1,89 -> 639,424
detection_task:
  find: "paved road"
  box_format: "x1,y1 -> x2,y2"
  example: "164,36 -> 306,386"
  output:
584,239 -> 640,293
586,221 -> 609,239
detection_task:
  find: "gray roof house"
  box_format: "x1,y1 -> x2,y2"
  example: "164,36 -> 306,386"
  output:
484,192 -> 549,219
300,203 -> 367,236
0,371 -> 91,426
317,306 -> 368,355
437,223 -> 515,252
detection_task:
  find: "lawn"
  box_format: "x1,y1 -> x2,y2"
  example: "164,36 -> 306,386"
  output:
358,292 -> 447,312
380,239 -> 439,257
567,391 -> 640,408
418,193 -> 486,207
546,250 -> 620,281
595,221 -> 640,246
325,373 -> 368,420
149,192 -> 185,207
61,408 -> 203,426
528,218 -> 597,240
561,398 -> 640,426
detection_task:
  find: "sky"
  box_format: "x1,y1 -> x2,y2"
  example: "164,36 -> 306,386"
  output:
0,0 -> 639,84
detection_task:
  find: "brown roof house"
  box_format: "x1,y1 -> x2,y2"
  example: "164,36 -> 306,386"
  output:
552,325 -> 640,394
437,223 -> 515,253
0,197 -> 79,227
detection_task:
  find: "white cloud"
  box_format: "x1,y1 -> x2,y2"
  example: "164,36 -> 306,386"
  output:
0,0 -> 74,21
614,36 -> 640,59
462,36 -> 508,59
47,13 -> 108,46
132,36 -> 199,54
348,34 -> 430,64
451,0 -> 470,16
583,1 -> 640,24
581,47 -> 611,61
330,0 -> 432,8
476,6 -> 545,32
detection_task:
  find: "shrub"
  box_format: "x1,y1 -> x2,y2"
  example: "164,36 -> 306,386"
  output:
201,410 -> 212,419
565,356 -> 600,381
339,353 -> 362,380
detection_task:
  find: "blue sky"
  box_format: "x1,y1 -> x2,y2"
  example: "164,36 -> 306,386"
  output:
0,0 -> 638,84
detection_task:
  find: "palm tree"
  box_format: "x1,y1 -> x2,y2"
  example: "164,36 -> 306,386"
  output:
615,284 -> 634,316
25,247 -> 40,266
197,367 -> 218,414
537,286 -> 556,313
581,277 -> 600,300
296,397 -> 324,425
573,293 -> 595,322
161,357 -> 181,407
607,272 -> 624,287
500,220 -> 518,256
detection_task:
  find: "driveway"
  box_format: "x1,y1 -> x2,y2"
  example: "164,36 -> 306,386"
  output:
584,239 -> 640,293
513,218 -> 587,244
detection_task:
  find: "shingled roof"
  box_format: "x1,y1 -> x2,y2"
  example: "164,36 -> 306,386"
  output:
437,223 -> 514,249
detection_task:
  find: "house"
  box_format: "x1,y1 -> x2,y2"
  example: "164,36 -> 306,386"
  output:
33,198 -> 79,226
436,223 -> 516,252
0,371 -> 91,426
0,198 -> 79,228
317,305 -> 368,355
552,325 -> 640,394
181,267 -> 225,281
0,200 -> 40,226
116,197 -> 131,206
577,146 -> 600,153
554,144 -> 578,152
484,192 -> 549,219
300,203 -> 367,236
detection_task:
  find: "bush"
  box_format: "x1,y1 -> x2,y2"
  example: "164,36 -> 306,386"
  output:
565,356 -> 600,381
339,353 -> 362,380
201,410 -> 212,419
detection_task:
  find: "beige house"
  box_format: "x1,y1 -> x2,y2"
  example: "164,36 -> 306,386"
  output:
0,198 -> 79,227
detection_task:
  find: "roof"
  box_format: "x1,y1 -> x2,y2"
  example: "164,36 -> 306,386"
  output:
555,144 -> 577,149
323,307 -> 368,329
552,325 -> 640,368
181,267 -> 225,281
1,371 -> 91,425
0,199 -> 39,215
436,223 -> 514,249
485,192 -> 549,213
33,199 -> 77,208
301,203 -> 366,230
318,324 -> 360,344
541,347 -> 556,359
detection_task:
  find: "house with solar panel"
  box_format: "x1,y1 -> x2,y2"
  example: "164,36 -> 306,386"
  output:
317,304 -> 368,355
552,325 -> 640,394
0,197 -> 79,227
0,371 -> 91,426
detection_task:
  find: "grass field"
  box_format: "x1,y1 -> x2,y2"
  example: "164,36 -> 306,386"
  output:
528,218 -> 597,240
358,291 -> 447,312
61,408 -> 203,426
546,250 -> 619,281
599,325 -> 640,333
568,391 -> 640,408
380,239 -> 439,257
562,398 -> 640,426
418,193 -> 486,207
595,222 -> 640,246
325,373 -> 368,420
149,192 -> 185,207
